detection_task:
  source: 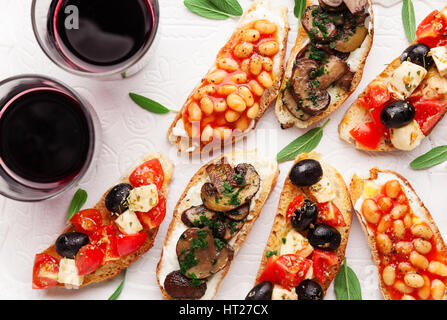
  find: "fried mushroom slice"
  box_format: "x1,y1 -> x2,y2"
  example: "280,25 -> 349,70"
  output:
181,205 -> 218,227
316,55 -> 349,90
302,6 -> 338,43
164,270 -> 207,300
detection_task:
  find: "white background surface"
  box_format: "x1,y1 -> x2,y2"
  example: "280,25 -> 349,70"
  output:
0,0 -> 446,300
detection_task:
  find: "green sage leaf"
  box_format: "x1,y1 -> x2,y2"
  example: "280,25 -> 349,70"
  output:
402,0 -> 416,42
108,269 -> 126,300
334,259 -> 362,300
66,189 -> 88,222
184,0 -> 231,20
410,145 -> 447,170
129,93 -> 177,114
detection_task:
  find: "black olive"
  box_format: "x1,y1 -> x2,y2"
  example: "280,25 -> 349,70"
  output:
291,200 -> 318,232
400,43 -> 434,70
380,100 -> 415,129
307,224 -> 341,251
245,281 -> 273,300
297,280 -> 324,300
55,232 -> 89,258
289,159 -> 323,187
105,183 -> 133,214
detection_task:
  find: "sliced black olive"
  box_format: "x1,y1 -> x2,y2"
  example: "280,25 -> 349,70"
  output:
55,232 -> 89,258
307,224 -> 341,251
164,270 -> 207,299
291,200 -> 319,232
289,159 -> 323,187
245,281 -> 273,300
400,43 -> 434,70
105,183 -> 133,214
380,100 -> 415,129
297,280 -> 324,300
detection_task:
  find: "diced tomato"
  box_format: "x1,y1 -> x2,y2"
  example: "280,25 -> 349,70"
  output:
349,122 -> 383,150
258,254 -> 312,290
286,194 -> 304,221
136,195 -> 167,229
413,99 -> 446,134
116,232 -> 148,257
75,244 -> 105,275
90,225 -> 119,263
70,209 -> 103,235
312,250 -> 338,283
317,202 -> 346,227
129,159 -> 164,190
359,81 -> 391,110
416,10 -> 447,48
32,254 -> 59,289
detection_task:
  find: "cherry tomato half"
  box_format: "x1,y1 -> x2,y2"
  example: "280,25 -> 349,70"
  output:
32,253 -> 59,289
90,225 -> 119,263
259,254 -> 312,290
75,244 -> 105,275
70,209 -> 103,235
416,10 -> 447,48
350,122 -> 383,150
413,99 -> 446,135
136,194 -> 167,229
286,194 -> 304,221
129,159 -> 164,190
116,232 -> 148,257
312,250 -> 338,284
317,202 -> 346,227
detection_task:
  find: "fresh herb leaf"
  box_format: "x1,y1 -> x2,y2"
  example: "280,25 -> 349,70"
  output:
108,269 -> 126,300
410,145 -> 447,169
281,238 -> 287,244
209,0 -> 242,16
266,250 -> 277,258
334,259 -> 362,300
66,189 -> 87,222
129,93 -> 177,114
184,0 -> 232,20
276,119 -> 330,162
294,0 -> 307,20
402,0 -> 416,42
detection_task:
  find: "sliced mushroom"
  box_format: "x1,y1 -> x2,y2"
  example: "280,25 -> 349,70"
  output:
302,6 -> 338,42
315,43 -> 350,60
343,0 -> 367,14
176,228 -> 233,279
181,205 -> 218,227
225,203 -> 250,221
164,270 -> 207,299
319,0 -> 343,9
282,87 -> 312,121
316,55 -> 349,90
223,220 -> 245,241
201,164 -> 260,212
337,71 -> 355,91
332,25 -> 368,53
290,59 -> 331,116
206,159 -> 238,193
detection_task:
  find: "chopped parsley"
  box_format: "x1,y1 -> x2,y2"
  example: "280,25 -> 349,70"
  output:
266,250 -> 277,258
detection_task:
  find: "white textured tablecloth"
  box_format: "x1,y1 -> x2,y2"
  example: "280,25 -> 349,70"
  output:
0,0 -> 446,300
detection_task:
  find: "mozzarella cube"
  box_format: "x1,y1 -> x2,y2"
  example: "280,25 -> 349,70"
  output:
280,229 -> 314,258
390,120 -> 425,151
431,46 -> 447,77
272,285 -> 298,300
309,175 -> 336,203
115,210 -> 143,235
128,184 -> 159,213
58,258 -> 83,287
389,61 -> 427,99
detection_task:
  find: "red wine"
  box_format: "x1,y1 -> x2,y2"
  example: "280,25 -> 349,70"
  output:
50,0 -> 154,71
0,89 -> 90,184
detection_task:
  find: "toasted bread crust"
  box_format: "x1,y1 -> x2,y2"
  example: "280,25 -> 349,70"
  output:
42,153 -> 174,288
156,150 -> 279,299
350,168 -> 447,300
255,152 -> 353,296
275,0 -> 374,129
167,0 -> 289,154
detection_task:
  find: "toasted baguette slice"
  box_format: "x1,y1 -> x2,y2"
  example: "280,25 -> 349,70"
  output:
339,58 -> 447,151
275,0 -> 374,129
40,153 -> 174,288
254,152 -> 353,299
156,150 -> 278,299
168,0 -> 288,153
350,168 -> 447,300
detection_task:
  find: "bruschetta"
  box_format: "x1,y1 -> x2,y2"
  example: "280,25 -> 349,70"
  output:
32,153 -> 174,289
275,0 -> 374,129
168,0 -> 288,153
246,152 -> 352,300
156,150 -> 278,299
350,168 -> 447,300
339,6 -> 447,151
